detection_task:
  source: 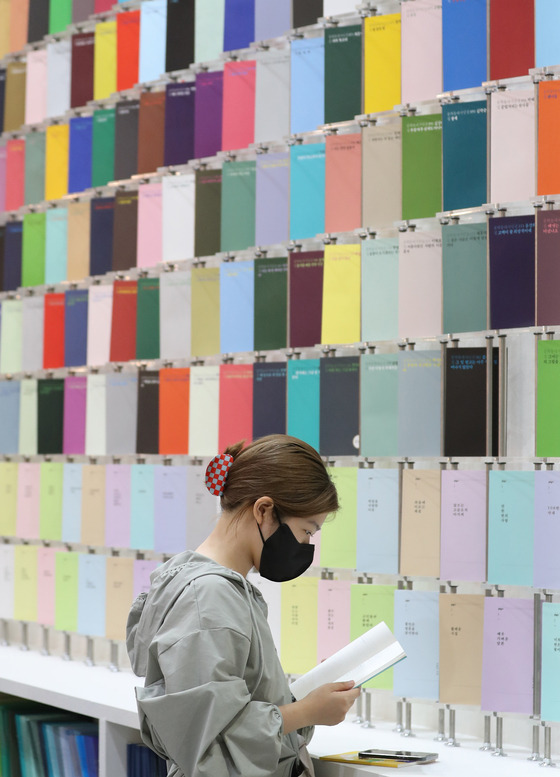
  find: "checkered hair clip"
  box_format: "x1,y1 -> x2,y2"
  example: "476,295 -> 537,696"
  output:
205,453 -> 234,497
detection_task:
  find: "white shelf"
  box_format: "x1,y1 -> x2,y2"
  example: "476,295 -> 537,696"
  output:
0,647 -> 543,777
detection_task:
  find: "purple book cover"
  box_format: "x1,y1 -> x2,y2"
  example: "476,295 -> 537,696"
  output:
62,376 -> 87,455
194,71 -> 223,160
164,81 -> 196,168
104,465 -> 131,549
481,597 -> 534,714
534,470 -> 560,589
289,251 -> 324,348
536,210 -> 560,326
133,559 -> 159,599
489,215 -> 535,329
255,152 -> 290,246
440,470 -> 487,583
154,465 -> 187,554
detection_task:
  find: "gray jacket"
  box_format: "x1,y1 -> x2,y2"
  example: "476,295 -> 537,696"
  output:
126,550 -> 314,777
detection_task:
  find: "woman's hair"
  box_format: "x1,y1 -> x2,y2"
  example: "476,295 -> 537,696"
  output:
221,435 -> 339,520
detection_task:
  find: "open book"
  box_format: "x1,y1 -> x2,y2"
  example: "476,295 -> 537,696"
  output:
289,622 -> 406,701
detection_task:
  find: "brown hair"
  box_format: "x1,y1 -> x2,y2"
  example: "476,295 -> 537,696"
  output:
221,435 -> 339,520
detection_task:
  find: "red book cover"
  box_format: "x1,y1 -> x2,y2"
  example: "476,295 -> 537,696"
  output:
5,139 -> 25,212
159,368 -> 190,455
43,293 -> 65,369
489,0 -> 534,81
218,363 -> 253,451
94,0 -> 113,11
71,32 -> 95,109
221,61 -> 256,152
117,10 -> 140,92
110,280 -> 138,363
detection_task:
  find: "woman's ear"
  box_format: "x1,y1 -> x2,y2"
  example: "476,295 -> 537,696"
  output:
253,496 -> 275,525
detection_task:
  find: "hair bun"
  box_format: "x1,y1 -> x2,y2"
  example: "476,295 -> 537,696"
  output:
223,441 -> 245,460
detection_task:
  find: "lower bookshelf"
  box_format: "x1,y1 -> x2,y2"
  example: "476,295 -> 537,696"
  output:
0,645 -> 551,777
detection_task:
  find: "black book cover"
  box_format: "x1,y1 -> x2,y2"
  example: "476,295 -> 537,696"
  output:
3,221 -> 22,292
319,356 -> 360,456
166,0 -> 195,73
38,379 -> 64,454
112,190 -> 138,273
253,362 -> 287,439
114,100 -> 139,181
28,0 -> 49,43
0,69 -> 5,132
136,370 -> 160,454
444,347 -> 499,457
293,0 -> 323,28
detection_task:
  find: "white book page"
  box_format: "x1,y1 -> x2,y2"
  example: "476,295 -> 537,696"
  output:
289,622 -> 405,700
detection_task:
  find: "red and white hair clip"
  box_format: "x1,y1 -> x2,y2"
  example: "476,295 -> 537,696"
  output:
205,453 -> 234,497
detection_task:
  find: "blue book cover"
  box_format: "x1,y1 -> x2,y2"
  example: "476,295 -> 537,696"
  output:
536,0 -> 560,68
84,734 -> 99,777
45,209 -> 68,285
541,602 -> 560,722
89,198 -> 114,277
219,259 -> 254,354
393,590 -> 440,700
356,468 -> 399,575
255,152 -> 290,247
64,289 -> 88,368
289,143 -> 325,241
68,116 -> 93,194
442,101 -> 487,211
397,350 -> 442,457
3,221 -> 22,292
0,379 -> 20,453
139,0 -> 168,84
287,359 -> 320,451
77,553 -> 107,637
487,471 -> 534,587
130,464 -> 155,551
442,0 -> 487,92
253,362 -> 287,439
290,36 -> 325,134
224,0 -> 255,51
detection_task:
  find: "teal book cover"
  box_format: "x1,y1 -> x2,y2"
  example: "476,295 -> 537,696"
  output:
487,471 -> 534,587
442,101 -> 487,211
287,359 -> 320,451
360,353 -> 398,457
289,143 -> 325,241
220,160 -> 256,252
361,239 -> 399,342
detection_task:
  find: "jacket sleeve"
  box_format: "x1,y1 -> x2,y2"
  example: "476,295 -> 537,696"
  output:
136,626 -> 287,777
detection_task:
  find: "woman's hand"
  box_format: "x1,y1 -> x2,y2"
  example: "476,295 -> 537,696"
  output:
279,681 -> 360,733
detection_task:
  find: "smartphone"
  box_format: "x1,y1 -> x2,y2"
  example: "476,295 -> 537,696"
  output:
357,749 -> 438,764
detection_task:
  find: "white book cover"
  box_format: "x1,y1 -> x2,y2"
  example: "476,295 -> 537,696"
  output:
289,621 -> 405,701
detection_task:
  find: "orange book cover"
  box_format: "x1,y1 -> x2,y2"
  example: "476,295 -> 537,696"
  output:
538,80 -> 560,196
159,368 -> 190,455
116,10 -> 140,92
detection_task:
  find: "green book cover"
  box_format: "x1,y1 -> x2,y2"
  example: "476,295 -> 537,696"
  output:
39,462 -> 64,541
350,584 -> 396,689
254,257 -> 287,351
360,353 -> 398,457
37,380 -> 64,455
220,160 -> 256,252
402,113 -> 443,220
55,552 -> 79,632
320,467 -> 358,570
442,223 -> 487,334
22,212 -> 46,288
49,0 -> 72,35
92,108 -> 116,188
24,131 -> 46,206
136,277 -> 160,360
324,25 -> 362,124
195,169 -> 221,257
537,340 -> 560,457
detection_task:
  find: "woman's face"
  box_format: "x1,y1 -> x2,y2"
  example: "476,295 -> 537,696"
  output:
278,513 -> 329,544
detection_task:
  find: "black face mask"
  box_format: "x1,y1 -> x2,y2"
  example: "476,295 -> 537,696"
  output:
257,521 -> 315,582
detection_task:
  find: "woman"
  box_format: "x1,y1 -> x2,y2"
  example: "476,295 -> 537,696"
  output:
126,434 -> 360,777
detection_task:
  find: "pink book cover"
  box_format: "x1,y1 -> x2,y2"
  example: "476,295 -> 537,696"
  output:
317,579 -> 351,663
105,464 -> 132,549
218,363 -> 254,451
37,546 -> 58,626
63,376 -> 87,455
137,182 -> 163,268
222,61 -> 256,152
325,133 -> 362,233
5,138 -> 25,212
